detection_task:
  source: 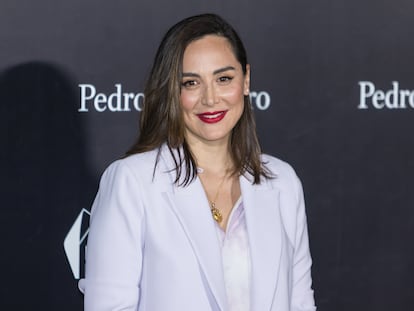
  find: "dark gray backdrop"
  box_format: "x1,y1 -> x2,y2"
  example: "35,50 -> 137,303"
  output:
1,0 -> 413,310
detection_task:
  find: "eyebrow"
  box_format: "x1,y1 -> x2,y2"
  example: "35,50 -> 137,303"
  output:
182,66 -> 236,77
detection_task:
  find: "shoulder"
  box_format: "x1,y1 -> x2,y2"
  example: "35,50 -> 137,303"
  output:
101,149 -> 161,185
261,153 -> 299,181
260,153 -> 303,201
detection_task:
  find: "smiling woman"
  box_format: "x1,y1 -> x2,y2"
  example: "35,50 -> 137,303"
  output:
180,35 -> 249,148
80,13 -> 316,311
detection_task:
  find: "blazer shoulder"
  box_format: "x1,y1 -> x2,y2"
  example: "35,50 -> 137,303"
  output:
261,153 -> 299,180
102,149 -> 161,185
261,154 -> 304,200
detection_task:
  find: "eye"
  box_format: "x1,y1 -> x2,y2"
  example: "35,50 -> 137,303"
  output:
217,76 -> 233,84
181,79 -> 200,89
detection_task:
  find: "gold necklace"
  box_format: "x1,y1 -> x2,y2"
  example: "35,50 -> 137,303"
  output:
210,176 -> 226,223
199,170 -> 226,223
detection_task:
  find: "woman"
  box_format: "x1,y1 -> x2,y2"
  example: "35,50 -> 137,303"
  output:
80,13 -> 316,311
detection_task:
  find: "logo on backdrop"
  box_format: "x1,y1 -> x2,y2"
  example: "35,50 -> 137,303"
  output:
63,208 -> 90,279
78,83 -> 271,112
358,81 -> 414,109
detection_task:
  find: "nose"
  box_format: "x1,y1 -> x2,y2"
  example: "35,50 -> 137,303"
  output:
201,84 -> 218,106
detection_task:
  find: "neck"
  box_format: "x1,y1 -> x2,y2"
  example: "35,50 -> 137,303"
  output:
187,140 -> 232,175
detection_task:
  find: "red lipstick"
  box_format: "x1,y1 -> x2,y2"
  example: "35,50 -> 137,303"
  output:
197,110 -> 227,124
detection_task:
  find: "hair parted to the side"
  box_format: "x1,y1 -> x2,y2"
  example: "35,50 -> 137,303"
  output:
125,13 -> 272,185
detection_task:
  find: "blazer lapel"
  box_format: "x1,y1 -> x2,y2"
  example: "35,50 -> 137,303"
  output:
160,147 -> 227,310
240,175 -> 283,311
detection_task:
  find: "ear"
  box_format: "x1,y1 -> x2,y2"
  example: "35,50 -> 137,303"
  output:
243,64 -> 250,96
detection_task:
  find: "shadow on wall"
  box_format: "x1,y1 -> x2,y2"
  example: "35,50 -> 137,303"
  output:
0,61 -> 95,310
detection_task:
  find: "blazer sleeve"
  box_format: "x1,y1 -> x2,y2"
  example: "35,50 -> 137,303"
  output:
290,172 -> 317,311
79,160 -> 145,310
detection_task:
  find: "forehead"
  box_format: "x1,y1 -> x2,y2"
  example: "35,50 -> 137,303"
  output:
182,35 -> 239,69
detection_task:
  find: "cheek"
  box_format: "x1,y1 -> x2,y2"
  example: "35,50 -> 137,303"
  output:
222,85 -> 245,105
180,91 -> 198,111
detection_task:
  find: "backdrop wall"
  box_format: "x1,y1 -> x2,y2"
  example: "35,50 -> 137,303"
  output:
2,0 -> 413,310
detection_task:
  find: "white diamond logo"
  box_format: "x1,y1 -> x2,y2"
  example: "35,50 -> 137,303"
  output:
63,208 -> 90,279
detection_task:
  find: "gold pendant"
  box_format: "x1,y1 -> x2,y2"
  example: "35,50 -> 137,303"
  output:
211,203 -> 222,223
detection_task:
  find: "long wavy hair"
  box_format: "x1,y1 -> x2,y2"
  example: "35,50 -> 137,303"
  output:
126,13 -> 271,185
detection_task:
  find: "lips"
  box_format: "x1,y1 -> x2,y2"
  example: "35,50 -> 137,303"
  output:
197,110 -> 227,124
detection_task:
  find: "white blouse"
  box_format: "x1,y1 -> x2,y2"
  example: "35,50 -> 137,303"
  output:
215,197 -> 251,311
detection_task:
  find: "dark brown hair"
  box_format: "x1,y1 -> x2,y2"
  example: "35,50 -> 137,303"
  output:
126,13 -> 271,185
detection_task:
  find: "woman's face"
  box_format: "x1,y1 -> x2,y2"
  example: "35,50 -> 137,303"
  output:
180,35 -> 250,147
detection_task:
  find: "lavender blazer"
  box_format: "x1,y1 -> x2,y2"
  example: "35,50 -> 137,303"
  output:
79,145 -> 316,311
